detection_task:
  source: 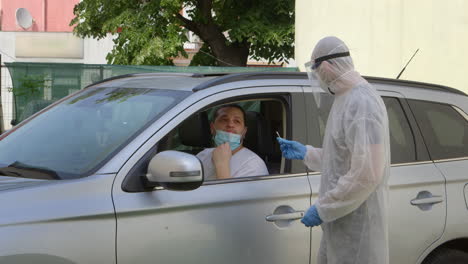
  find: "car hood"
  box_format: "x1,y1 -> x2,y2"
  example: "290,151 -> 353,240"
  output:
0,176 -> 53,192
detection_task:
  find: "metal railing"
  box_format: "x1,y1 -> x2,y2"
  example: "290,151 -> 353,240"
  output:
0,65 -> 14,132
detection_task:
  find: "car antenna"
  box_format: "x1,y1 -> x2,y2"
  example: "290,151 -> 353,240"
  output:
396,48 -> 419,79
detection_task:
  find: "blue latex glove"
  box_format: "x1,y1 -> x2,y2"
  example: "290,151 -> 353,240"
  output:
277,137 -> 307,160
301,205 -> 323,227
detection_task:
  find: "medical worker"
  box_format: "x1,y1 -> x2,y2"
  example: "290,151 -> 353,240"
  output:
278,36 -> 390,264
197,104 -> 269,180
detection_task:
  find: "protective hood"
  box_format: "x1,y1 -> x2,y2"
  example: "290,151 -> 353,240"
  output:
307,36 -> 366,95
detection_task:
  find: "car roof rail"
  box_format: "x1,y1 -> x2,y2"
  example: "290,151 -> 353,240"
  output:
364,76 -> 467,96
84,72 -> 206,89
194,72 -> 467,96
192,72 -> 307,92
83,71 -> 466,97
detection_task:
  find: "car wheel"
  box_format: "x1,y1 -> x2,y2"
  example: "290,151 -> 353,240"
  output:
423,248 -> 468,264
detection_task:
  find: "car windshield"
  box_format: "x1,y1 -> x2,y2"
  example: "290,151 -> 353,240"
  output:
0,87 -> 190,180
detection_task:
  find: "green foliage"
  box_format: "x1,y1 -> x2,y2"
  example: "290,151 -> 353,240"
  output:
71,0 -> 294,66
189,44 -> 218,66
13,75 -> 45,98
68,88 -> 151,105
71,0 -> 186,65
96,88 -> 152,103
210,0 -> 295,63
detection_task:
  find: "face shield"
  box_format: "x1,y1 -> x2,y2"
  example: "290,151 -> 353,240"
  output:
306,37 -> 354,132
305,51 -> 351,95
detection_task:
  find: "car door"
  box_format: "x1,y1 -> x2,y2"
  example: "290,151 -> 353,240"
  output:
302,88 -> 446,264
302,88 -> 329,262
112,85 -> 312,264
407,98 -> 468,257
382,92 -> 446,264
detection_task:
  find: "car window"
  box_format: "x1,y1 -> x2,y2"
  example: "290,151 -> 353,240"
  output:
383,97 -> 417,164
158,99 -> 286,179
313,94 -> 417,164
409,99 -> 468,160
315,93 -> 334,144
0,87 -> 189,179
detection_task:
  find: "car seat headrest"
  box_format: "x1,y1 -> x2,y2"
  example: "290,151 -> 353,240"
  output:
178,112 -> 211,148
244,111 -> 270,155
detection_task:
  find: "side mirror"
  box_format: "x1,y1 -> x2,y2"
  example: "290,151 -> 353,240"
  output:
144,150 -> 204,191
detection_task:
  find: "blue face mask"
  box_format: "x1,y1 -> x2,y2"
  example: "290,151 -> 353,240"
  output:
213,130 -> 242,151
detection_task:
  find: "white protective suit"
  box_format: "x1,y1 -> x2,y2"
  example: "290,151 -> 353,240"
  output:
305,36 -> 390,264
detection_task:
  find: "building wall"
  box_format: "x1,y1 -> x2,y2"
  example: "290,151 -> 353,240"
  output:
0,0 -> 114,63
46,0 -> 78,32
0,31 -> 114,130
0,32 -> 114,64
1,0 -> 79,32
295,0 -> 468,93
0,0 -> 114,131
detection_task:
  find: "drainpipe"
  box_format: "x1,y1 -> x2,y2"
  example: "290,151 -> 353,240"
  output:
43,0 -> 47,31
0,54 -> 4,134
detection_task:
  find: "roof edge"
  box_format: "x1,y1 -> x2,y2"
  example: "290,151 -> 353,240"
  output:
82,71 -> 466,97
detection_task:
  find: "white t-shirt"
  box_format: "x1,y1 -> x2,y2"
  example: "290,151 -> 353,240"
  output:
196,147 -> 269,180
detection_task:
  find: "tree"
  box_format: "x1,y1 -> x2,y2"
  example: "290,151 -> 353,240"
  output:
70,0 -> 295,66
189,44 -> 219,66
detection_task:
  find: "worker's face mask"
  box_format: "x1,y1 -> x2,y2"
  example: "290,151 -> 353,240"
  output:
214,130 -> 242,151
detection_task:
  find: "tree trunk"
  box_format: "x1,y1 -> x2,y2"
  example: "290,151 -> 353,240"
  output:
176,1 -> 250,67
193,23 -> 250,66
186,22 -> 249,66
207,40 -> 249,67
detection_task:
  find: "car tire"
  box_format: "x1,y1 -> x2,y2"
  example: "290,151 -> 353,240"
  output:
423,248 -> 468,264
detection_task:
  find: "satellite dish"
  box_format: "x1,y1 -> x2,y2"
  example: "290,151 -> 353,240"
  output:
16,8 -> 34,29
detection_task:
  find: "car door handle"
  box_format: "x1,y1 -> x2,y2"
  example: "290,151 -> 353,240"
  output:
265,211 -> 304,222
410,196 -> 443,206
410,191 -> 444,211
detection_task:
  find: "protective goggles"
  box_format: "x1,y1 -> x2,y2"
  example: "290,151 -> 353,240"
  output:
305,51 -> 350,71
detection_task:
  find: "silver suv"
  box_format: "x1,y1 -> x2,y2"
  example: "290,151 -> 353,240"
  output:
0,72 -> 467,264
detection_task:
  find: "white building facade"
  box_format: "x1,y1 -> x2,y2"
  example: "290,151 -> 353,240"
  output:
295,0 -> 468,93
